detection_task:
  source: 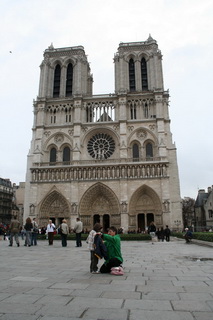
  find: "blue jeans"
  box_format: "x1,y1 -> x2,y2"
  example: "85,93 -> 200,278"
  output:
76,232 -> 82,247
9,232 -> 19,246
31,232 -> 38,245
61,233 -> 67,247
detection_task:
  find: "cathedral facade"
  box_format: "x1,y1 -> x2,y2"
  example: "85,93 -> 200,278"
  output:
24,36 -> 182,232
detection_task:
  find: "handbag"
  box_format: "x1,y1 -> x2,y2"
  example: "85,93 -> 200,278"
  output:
110,266 -> 124,276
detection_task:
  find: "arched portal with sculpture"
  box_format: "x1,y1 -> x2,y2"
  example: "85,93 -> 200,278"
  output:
79,182 -> 120,232
129,184 -> 162,232
39,188 -> 70,227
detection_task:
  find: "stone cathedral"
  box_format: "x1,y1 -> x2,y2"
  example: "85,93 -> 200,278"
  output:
24,35 -> 182,232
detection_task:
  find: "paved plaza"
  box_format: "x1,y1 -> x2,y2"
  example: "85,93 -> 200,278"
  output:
0,237 -> 213,320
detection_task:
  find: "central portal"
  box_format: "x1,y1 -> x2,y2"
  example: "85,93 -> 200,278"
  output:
93,214 -> 110,232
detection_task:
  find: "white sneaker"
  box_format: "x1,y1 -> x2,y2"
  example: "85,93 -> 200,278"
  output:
91,271 -> 100,274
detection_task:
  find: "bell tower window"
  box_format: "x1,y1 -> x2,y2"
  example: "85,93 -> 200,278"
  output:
132,143 -> 139,161
66,63 -> 73,97
141,58 -> 148,91
53,64 -> 61,98
129,58 -> 135,91
50,147 -> 57,164
146,142 -> 153,158
63,147 -> 71,163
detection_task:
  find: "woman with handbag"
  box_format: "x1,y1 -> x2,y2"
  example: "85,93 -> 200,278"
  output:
24,217 -> 33,247
31,218 -> 39,246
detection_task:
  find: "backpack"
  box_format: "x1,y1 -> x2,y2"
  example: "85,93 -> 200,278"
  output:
94,233 -> 108,260
110,266 -> 124,276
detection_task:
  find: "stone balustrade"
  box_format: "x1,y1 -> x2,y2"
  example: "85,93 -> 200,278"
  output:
31,162 -> 168,183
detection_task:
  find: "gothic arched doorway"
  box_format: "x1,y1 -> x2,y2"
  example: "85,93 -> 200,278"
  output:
79,182 -> 120,231
103,214 -> 110,232
147,213 -> 154,226
93,214 -> 100,225
39,189 -> 70,227
137,213 -> 145,232
129,185 -> 162,230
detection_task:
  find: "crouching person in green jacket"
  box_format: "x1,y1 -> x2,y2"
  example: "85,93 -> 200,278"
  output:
100,226 -> 123,273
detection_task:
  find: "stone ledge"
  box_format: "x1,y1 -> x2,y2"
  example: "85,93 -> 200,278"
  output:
174,237 -> 213,247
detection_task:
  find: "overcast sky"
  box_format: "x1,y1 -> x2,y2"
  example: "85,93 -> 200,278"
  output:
0,0 -> 212,198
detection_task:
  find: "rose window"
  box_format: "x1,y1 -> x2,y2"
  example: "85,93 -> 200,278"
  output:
87,133 -> 115,159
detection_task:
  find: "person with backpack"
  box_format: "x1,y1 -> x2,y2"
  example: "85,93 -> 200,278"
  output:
31,218 -> 39,246
86,223 -> 106,274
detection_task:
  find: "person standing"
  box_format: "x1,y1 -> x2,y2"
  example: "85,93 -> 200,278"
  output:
73,217 -> 83,247
9,216 -> 20,247
46,220 -> 56,245
31,218 -> 39,246
24,217 -> 33,247
100,226 -> 123,274
148,221 -> 156,244
164,225 -> 171,242
86,223 -> 104,273
60,219 -> 69,247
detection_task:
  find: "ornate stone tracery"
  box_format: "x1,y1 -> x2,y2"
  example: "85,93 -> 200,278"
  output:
24,39 -> 182,232
39,190 -> 70,223
79,183 -> 120,216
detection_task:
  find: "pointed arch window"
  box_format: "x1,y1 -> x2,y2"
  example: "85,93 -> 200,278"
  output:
51,109 -> 57,124
130,103 -> 137,120
53,64 -> 61,97
65,108 -> 71,123
63,146 -> 70,164
86,106 -> 93,122
50,147 -> 57,164
141,58 -> 148,91
129,58 -> 136,91
132,143 -> 139,161
66,63 -> 73,97
146,142 -> 153,158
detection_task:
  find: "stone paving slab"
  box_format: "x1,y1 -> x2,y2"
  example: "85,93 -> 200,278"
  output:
0,238 -> 213,320
193,311 -> 213,320
129,310 -> 194,320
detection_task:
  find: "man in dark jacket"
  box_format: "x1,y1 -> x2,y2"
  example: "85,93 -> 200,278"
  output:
164,225 -> 171,242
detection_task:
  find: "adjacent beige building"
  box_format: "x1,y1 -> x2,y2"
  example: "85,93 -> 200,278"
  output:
24,36 -> 182,231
